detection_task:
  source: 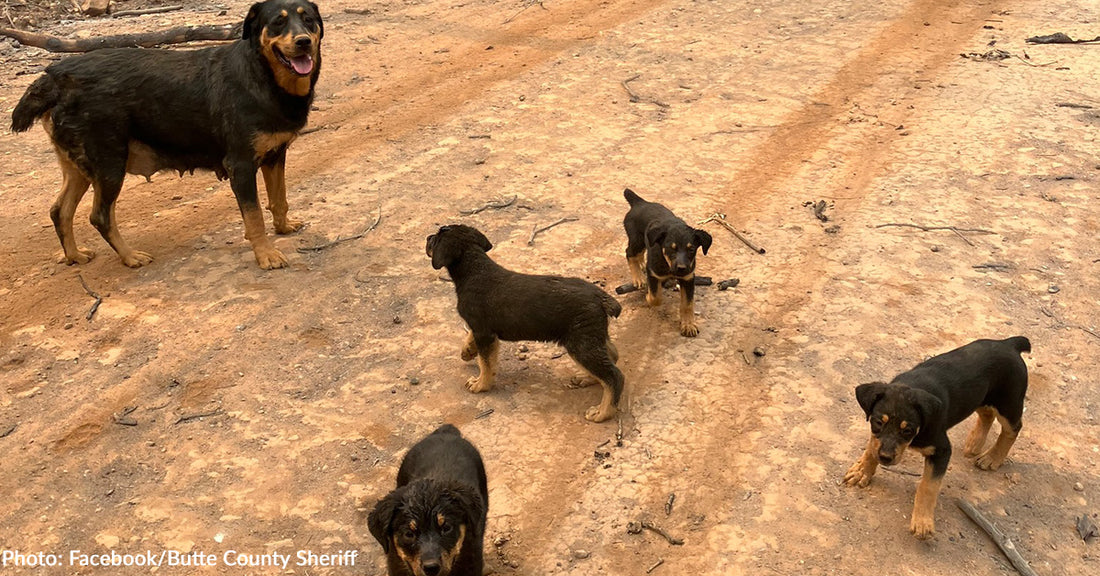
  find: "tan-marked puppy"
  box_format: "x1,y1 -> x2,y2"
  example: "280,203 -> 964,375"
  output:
843,336 -> 1031,539
622,188 -> 712,337
368,425 -> 487,576
10,0 -> 322,269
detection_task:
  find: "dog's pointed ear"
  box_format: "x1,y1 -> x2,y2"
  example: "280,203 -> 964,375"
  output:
854,382 -> 889,420
367,489 -> 404,553
242,2 -> 264,40
645,223 -> 667,247
693,229 -> 713,255
907,388 -> 943,430
309,2 -> 324,38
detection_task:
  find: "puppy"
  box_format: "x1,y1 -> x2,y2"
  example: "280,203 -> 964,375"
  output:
622,188 -> 712,336
843,336 -> 1031,539
368,424 -> 488,576
426,224 -> 624,422
10,0 -> 323,269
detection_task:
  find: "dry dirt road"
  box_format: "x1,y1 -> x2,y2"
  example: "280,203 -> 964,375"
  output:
1,0 -> 1099,574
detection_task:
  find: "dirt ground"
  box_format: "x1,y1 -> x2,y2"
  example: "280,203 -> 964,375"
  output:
1,0 -> 1099,574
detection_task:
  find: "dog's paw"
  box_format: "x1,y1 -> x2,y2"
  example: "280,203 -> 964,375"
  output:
645,291 -> 661,306
254,246 -> 289,269
568,375 -> 599,389
120,250 -> 154,268
680,322 -> 699,337
274,217 -> 304,235
909,515 -> 936,540
584,404 -> 616,423
843,462 -> 874,487
465,376 -> 492,393
59,247 -> 96,265
974,451 -> 1004,471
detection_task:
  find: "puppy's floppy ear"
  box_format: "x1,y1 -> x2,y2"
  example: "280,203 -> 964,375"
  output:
907,388 -> 943,430
645,223 -> 667,247
854,382 -> 889,420
693,229 -> 713,255
242,2 -> 264,40
367,489 -> 404,553
446,484 -> 487,530
469,227 -> 493,253
309,2 -> 324,38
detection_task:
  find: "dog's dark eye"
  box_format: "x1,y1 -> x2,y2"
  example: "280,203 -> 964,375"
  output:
440,522 -> 453,536
399,527 -> 416,542
870,419 -> 883,433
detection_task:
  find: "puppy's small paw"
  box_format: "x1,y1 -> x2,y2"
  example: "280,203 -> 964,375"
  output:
120,250 -> 154,268
974,452 -> 1004,471
645,291 -> 661,306
680,322 -> 699,337
843,462 -> 874,487
584,404 -> 616,423
909,516 -> 936,540
465,376 -> 492,393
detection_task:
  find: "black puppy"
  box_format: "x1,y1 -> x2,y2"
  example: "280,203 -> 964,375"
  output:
622,188 -> 712,337
843,336 -> 1031,539
11,0 -> 323,269
368,424 -> 488,576
426,224 -> 624,422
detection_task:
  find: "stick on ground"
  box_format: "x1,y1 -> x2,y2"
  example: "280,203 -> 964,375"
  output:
111,5 -> 183,18
77,274 -> 102,321
1,23 -> 241,53
527,217 -> 577,246
699,213 -> 766,254
297,204 -> 382,252
460,195 -> 517,215
956,498 -> 1039,576
875,222 -> 995,247
621,74 -> 670,108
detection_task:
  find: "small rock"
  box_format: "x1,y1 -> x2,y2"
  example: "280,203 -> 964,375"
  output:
81,0 -> 111,17
1048,284 -> 1060,294
930,245 -> 942,252
752,347 -> 766,357
63,323 -> 73,330
519,344 -> 529,353
573,549 -> 590,560
393,316 -> 402,324
1073,482 -> 1084,492
408,377 -> 420,386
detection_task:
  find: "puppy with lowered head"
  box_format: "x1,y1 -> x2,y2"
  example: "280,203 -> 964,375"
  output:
843,336 -> 1031,539
622,188 -> 712,336
368,424 -> 488,576
426,224 -> 624,422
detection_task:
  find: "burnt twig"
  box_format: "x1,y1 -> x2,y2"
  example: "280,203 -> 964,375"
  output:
112,406 -> 138,426
699,213 -> 766,254
503,0 -> 546,25
475,408 -> 495,419
646,559 -> 665,573
77,274 -> 103,321
957,498 -> 1039,576
0,424 -> 15,439
621,75 -> 670,108
627,520 -> 684,546
460,195 -> 517,215
297,204 -> 382,252
876,222 -> 995,246
664,493 -> 675,516
1026,32 -> 1100,44
882,466 -> 922,478
527,217 -> 577,246
973,263 -> 1014,271
111,5 -> 182,18
174,409 -> 224,425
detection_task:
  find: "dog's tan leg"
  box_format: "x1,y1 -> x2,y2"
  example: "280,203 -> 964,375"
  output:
260,157 -> 303,234
975,412 -> 1019,470
678,280 -> 698,337
843,436 -> 881,487
584,379 -> 617,422
88,178 -> 154,268
460,332 -> 478,362
627,254 -> 647,289
645,274 -> 662,306
50,156 -> 95,264
465,339 -> 498,393
242,204 -> 288,269
963,406 -> 996,457
910,459 -> 943,539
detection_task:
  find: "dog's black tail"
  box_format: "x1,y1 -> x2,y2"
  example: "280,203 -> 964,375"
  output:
599,291 -> 622,319
11,74 -> 59,133
1005,336 -> 1031,354
431,423 -> 462,437
623,188 -> 645,206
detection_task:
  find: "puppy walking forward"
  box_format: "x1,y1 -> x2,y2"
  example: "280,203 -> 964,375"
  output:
10,0 -> 323,269
843,336 -> 1031,538
622,188 -> 712,336
368,424 -> 488,576
426,224 -> 624,422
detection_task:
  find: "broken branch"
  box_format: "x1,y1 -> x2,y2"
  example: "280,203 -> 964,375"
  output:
627,520 -> 684,546
956,498 -> 1039,576
699,213 -> 766,254
297,204 -> 382,252
646,559 -> 665,573
77,274 -> 102,321
460,195 -> 517,215
0,23 -> 241,53
876,222 -> 995,246
111,5 -> 183,18
527,217 -> 577,246
621,74 -> 670,108
174,409 -> 224,425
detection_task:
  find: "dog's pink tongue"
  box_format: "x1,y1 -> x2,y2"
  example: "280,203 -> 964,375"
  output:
290,54 -> 313,75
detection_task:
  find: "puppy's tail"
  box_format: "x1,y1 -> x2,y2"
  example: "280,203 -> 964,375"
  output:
1005,336 -> 1031,354
599,291 -> 623,319
623,188 -> 645,206
11,74 -> 59,133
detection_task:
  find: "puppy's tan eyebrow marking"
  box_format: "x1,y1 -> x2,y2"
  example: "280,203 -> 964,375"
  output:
900,421 -> 908,429
881,414 -> 889,423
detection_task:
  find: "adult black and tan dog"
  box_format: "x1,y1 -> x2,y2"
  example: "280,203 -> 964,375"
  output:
622,188 -> 712,337
843,336 -> 1031,539
426,224 -> 625,423
10,0 -> 323,269
368,424 -> 488,576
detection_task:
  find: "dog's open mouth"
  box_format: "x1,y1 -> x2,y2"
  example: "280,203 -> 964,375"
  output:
275,48 -> 313,76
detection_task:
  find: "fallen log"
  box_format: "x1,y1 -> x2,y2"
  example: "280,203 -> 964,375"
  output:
0,23 -> 241,53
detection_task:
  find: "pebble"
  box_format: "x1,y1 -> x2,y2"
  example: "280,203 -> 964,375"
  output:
409,377 -> 420,386
1074,482 -> 1084,492
753,347 -> 766,357
573,549 -> 590,559
1048,284 -> 1060,294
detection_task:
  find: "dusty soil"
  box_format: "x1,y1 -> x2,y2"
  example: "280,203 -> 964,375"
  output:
2,0 -> 1099,574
